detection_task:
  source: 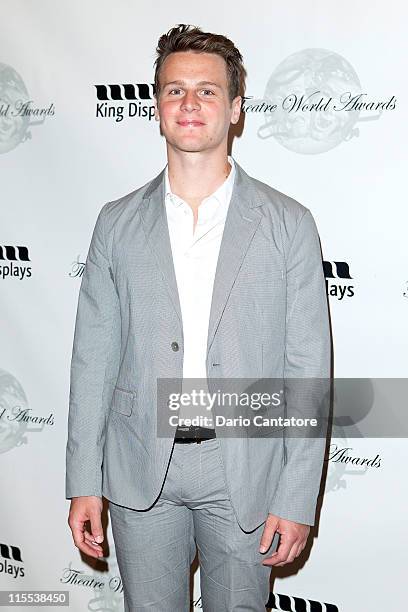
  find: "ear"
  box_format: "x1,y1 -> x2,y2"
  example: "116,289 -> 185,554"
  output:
230,95 -> 242,125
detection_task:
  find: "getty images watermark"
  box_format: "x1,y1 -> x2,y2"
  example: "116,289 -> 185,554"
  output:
157,378 -> 330,439
166,388 -> 319,431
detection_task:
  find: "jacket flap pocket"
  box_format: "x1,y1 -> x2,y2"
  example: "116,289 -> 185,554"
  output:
110,387 -> 135,416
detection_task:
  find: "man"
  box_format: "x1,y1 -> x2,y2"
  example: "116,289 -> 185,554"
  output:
66,24 -> 331,611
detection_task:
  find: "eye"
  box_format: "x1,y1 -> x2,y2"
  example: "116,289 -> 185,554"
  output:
169,88 -> 182,95
201,89 -> 215,96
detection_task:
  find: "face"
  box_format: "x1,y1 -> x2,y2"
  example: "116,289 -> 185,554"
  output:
154,51 -> 241,154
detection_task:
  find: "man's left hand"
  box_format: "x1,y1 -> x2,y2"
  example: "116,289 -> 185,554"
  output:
259,513 -> 310,566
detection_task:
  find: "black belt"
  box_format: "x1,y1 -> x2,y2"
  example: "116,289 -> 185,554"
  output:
174,426 -> 216,444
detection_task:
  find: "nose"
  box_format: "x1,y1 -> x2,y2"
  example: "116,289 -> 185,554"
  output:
180,90 -> 200,112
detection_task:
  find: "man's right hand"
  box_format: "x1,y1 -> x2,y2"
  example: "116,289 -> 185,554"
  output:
68,496 -> 104,558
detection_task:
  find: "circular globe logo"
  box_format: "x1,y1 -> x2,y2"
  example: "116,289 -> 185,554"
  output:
0,63 -> 31,154
259,48 -> 361,154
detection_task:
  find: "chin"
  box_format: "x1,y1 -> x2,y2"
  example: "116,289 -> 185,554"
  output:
167,137 -> 210,153
176,145 -> 209,153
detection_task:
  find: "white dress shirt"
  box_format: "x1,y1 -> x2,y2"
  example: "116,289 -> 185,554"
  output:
164,156 -> 236,428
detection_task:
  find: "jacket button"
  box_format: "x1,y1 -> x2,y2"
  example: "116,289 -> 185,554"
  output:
171,341 -> 179,352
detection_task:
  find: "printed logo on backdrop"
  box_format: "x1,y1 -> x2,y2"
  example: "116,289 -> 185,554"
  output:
324,378 -> 382,493
0,370 -> 54,454
267,592 -> 338,611
0,63 -> 55,154
0,245 -> 31,280
241,48 -> 396,154
323,260 -> 354,300
94,83 -> 156,122
69,255 -> 85,278
192,593 -> 339,611
60,559 -> 123,610
0,542 -> 24,579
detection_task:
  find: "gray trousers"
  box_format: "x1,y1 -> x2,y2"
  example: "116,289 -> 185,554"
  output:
109,436 -> 272,611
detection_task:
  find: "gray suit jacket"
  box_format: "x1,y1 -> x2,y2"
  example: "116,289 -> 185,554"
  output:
65,161 -> 331,531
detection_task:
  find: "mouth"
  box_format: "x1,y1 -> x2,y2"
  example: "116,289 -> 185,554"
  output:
177,120 -> 205,127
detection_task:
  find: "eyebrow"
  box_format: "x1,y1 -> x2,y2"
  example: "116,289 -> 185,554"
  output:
162,80 -> 222,89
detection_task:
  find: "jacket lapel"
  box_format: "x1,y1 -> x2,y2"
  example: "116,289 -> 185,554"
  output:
206,163 -> 264,356
140,170 -> 183,324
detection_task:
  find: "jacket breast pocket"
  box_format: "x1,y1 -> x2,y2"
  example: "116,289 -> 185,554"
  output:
110,387 -> 135,416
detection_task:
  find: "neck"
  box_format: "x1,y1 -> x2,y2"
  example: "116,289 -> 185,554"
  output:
166,146 -> 231,205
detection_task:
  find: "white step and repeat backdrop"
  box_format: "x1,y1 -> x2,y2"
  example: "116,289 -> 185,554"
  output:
1,1 -> 407,611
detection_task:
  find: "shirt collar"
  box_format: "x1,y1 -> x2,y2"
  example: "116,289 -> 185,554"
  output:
164,156 -> 235,209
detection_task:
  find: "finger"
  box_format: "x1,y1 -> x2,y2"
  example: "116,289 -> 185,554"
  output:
274,540 -> 299,566
259,519 -> 278,553
83,524 -> 103,547
262,534 -> 296,566
70,522 -> 103,559
77,539 -> 104,558
296,541 -> 306,558
89,510 -> 104,544
84,530 -> 103,550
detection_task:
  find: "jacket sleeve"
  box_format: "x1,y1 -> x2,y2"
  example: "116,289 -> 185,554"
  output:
65,203 -> 121,498
269,208 -> 331,525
